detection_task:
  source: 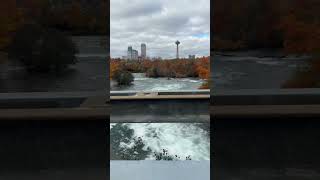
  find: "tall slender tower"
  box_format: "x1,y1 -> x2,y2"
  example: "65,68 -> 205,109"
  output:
141,43 -> 146,59
175,40 -> 180,59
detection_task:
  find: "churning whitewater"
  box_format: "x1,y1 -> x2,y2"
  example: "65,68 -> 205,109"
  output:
110,123 -> 210,160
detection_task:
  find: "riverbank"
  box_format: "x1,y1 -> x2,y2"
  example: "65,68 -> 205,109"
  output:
110,58 -> 209,90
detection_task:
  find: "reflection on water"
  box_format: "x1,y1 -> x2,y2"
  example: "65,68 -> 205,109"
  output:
111,73 -> 203,91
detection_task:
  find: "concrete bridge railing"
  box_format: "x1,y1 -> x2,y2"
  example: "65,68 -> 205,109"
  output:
212,88 -> 320,119
0,88 -> 320,120
111,90 -> 210,122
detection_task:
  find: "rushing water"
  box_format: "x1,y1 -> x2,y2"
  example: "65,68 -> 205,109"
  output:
0,36 -> 107,92
212,51 -> 311,90
110,123 -> 210,160
0,57 -> 106,92
111,73 -> 203,91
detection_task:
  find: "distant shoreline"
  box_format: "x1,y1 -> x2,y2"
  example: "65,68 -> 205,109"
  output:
213,49 -> 312,59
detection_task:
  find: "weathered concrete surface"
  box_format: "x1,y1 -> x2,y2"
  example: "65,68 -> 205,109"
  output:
211,105 -> 320,119
0,107 -> 109,120
211,88 -> 320,105
0,92 -> 108,120
213,117 -> 320,179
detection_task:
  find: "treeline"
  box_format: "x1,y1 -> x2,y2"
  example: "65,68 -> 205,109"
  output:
214,0 -> 320,53
18,0 -> 108,35
214,0 -> 320,88
110,57 -> 210,89
0,0 -> 107,50
0,0 -> 98,72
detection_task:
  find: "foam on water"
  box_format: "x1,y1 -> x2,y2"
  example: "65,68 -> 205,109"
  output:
149,83 -> 184,91
112,73 -> 203,91
110,123 -> 116,128
180,79 -> 203,83
255,60 -> 285,66
123,123 -> 210,160
134,78 -> 149,81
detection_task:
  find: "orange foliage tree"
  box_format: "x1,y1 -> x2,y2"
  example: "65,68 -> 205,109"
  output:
195,57 -> 210,89
0,0 -> 24,50
64,1 -> 86,30
110,58 -> 121,79
280,13 -> 320,54
280,1 -> 320,88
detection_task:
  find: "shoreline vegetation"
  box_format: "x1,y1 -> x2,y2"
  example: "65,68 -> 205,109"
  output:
0,0 -> 107,73
0,0 -> 107,51
110,57 -> 210,89
214,0 -> 320,88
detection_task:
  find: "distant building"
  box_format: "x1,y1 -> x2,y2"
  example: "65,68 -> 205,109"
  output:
152,56 -> 162,61
127,46 -> 133,60
189,55 -> 196,59
141,43 -> 146,59
127,46 -> 139,60
132,50 -> 138,60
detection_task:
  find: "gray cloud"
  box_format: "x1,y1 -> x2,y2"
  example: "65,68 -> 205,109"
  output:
111,0 -> 210,58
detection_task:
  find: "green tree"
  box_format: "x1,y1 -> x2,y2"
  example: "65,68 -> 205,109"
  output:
9,23 -> 78,73
113,69 -> 134,86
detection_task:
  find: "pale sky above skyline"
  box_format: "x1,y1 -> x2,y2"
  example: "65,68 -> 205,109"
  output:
110,0 -> 210,59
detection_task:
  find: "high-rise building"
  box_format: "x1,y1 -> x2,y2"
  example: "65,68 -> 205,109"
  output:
127,46 -> 139,60
189,55 -> 195,59
141,43 -> 146,59
127,46 -> 133,60
132,50 -> 138,60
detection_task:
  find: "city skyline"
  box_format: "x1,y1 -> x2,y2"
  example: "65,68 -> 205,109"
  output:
110,0 -> 210,59
122,42 -> 198,60
126,43 -> 147,60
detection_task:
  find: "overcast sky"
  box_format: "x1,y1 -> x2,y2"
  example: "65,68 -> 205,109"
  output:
110,0 -> 210,59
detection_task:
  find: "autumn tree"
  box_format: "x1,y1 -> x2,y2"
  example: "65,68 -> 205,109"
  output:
280,0 -> 320,88
19,0 -> 53,26
110,59 -> 120,79
0,0 -> 24,50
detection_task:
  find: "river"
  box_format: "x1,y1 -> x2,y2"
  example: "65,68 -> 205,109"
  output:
111,50 -> 310,91
0,57 -> 106,92
111,73 -> 204,91
212,50 -> 311,90
0,36 -> 107,93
